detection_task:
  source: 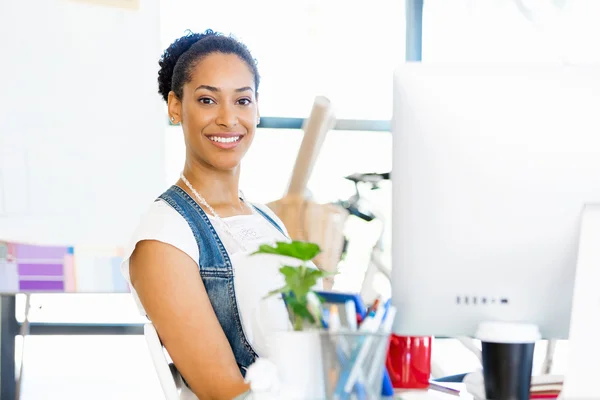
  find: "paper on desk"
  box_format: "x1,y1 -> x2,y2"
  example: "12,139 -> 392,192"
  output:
464,371 -> 563,400
463,371 -> 486,400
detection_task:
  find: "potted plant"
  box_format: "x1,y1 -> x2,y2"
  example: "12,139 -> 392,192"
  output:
253,240 -> 332,330
250,240 -> 335,399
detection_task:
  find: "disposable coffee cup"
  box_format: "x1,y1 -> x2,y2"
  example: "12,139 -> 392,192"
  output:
475,322 -> 541,400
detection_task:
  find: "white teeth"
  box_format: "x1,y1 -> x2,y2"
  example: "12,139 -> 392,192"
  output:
209,136 -> 240,144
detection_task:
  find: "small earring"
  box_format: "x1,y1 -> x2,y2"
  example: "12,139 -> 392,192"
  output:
170,116 -> 175,123
257,117 -> 261,125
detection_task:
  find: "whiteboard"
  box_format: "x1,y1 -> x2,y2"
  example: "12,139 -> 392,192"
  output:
0,0 -> 165,246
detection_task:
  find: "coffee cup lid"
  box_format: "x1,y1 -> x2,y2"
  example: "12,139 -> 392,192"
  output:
475,321 -> 541,343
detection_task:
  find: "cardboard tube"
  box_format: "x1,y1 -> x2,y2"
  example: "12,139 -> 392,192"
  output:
286,96 -> 335,197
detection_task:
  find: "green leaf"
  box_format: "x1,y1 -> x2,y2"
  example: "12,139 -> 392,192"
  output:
279,266 -> 303,293
288,299 -> 315,324
302,268 -> 334,290
301,274 -> 320,293
263,286 -> 289,299
251,241 -> 321,261
279,266 -> 299,279
306,268 -> 329,281
277,266 -> 332,300
289,276 -> 312,300
313,268 -> 340,278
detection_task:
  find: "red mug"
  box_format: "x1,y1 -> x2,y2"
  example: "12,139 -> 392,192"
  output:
386,335 -> 432,389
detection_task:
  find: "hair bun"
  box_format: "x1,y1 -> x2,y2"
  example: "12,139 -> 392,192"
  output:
157,29 -> 259,105
157,30 -> 211,102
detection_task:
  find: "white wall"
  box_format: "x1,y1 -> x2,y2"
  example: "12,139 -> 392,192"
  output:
423,0 -> 600,64
0,0 -> 165,246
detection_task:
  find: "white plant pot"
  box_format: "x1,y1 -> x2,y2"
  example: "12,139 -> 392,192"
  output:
266,330 -> 326,399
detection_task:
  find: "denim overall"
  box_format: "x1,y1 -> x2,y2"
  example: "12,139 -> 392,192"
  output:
158,185 -> 286,377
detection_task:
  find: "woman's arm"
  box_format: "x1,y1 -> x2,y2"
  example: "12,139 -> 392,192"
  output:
130,240 -> 250,400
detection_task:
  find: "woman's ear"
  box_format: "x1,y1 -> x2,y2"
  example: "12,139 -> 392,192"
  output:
256,93 -> 260,126
167,91 -> 182,124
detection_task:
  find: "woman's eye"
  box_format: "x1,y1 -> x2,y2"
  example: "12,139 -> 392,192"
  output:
238,98 -> 252,106
198,97 -> 215,105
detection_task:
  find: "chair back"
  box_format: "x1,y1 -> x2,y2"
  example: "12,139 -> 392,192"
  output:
144,323 -> 197,400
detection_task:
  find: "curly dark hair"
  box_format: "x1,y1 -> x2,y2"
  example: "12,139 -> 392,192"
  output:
157,29 -> 260,103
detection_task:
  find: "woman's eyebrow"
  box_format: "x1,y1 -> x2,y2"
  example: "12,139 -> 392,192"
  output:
194,85 -> 254,93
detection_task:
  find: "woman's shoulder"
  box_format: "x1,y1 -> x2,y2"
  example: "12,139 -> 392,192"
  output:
120,199 -> 200,316
136,199 -> 192,236
124,199 -> 200,265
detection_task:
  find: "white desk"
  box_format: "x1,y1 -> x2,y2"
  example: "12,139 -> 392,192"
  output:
235,383 -> 472,399
395,384 -> 472,399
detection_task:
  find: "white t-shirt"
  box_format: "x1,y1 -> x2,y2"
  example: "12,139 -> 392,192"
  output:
121,199 -> 310,357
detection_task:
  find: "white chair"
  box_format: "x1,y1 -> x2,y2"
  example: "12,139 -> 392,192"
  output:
144,323 -> 199,400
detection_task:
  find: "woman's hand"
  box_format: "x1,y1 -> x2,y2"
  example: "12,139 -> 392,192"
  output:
130,240 -> 250,399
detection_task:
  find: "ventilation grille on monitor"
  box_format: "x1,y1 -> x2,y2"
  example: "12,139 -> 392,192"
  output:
456,296 -> 509,305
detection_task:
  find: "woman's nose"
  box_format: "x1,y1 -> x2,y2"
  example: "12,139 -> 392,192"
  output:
215,104 -> 238,128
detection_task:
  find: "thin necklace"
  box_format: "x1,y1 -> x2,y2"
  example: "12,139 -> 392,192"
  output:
180,173 -> 249,251
180,173 -> 224,220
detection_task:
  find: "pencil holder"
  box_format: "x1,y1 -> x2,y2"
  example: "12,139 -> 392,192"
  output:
320,331 -> 391,399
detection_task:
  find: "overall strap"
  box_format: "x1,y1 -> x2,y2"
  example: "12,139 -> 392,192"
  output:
159,185 -> 230,275
252,204 -> 288,238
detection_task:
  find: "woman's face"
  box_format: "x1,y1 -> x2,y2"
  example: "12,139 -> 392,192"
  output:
171,52 -> 259,171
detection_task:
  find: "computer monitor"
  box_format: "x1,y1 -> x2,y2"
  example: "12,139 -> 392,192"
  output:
391,64 -> 600,339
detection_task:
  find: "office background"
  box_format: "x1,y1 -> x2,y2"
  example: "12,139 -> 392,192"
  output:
1,0 -> 599,398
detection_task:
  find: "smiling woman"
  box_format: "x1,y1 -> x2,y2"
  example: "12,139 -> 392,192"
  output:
162,31 -> 260,174
120,29 -> 319,400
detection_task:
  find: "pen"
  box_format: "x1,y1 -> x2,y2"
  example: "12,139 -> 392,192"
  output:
342,305 -> 386,394
328,305 -> 345,386
332,308 -> 375,399
329,306 -> 367,400
345,300 -> 358,331
428,382 -> 461,397
365,297 -> 381,317
377,302 -> 395,397
381,298 -> 391,321
329,305 -> 341,333
367,307 -> 396,384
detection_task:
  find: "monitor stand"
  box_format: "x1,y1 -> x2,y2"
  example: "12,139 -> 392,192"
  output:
559,204 -> 600,399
